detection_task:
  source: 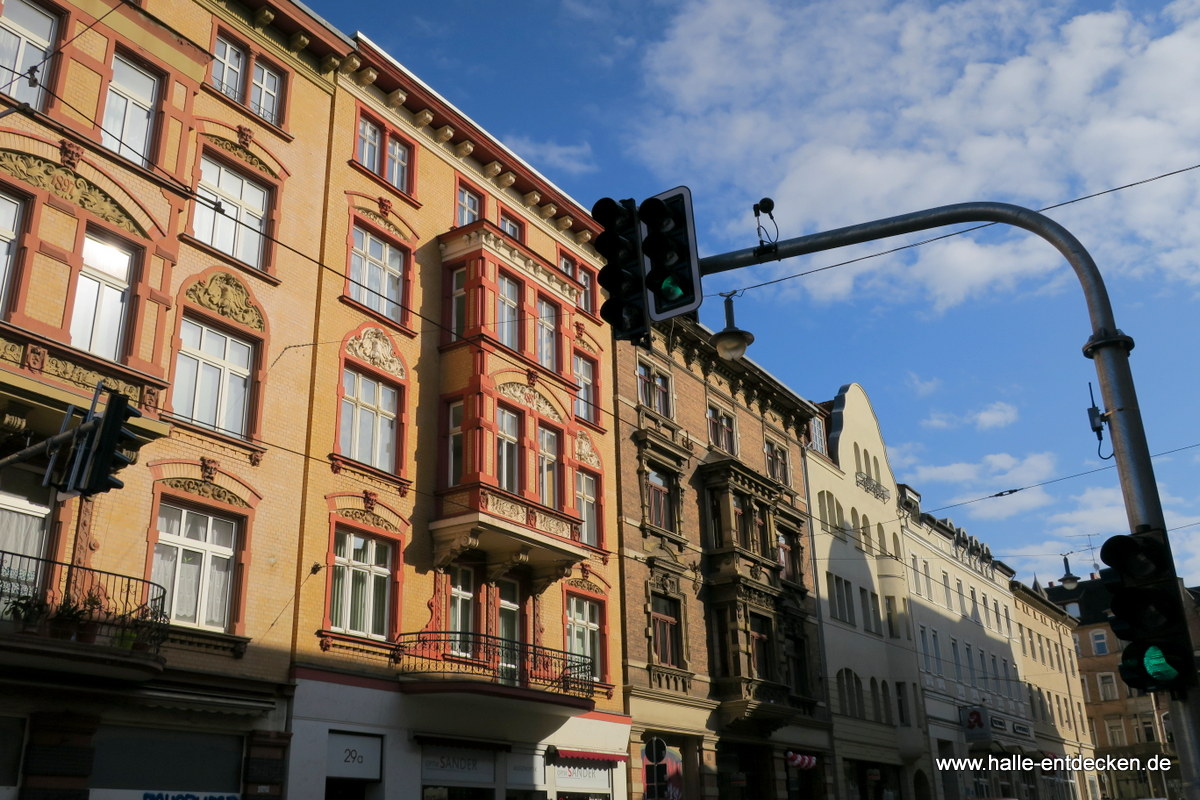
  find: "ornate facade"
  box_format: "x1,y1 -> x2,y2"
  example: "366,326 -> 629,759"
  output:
612,317 -> 831,799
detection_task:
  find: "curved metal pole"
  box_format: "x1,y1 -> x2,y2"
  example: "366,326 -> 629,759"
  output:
701,201 -> 1163,536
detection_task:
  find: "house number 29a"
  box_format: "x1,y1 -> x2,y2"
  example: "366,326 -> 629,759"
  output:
344,749 -> 365,764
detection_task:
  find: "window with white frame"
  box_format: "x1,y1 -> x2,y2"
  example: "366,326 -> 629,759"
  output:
0,0 -> 55,109
355,115 -> 411,193
449,565 -> 475,656
496,406 -> 520,494
70,236 -> 133,362
496,579 -> 521,685
152,503 -> 237,631
449,268 -> 466,341
567,595 -> 602,680
447,401 -> 464,486
637,363 -> 671,416
173,317 -> 252,437
457,186 -> 480,226
0,191 -> 20,311
1091,629 -> 1109,656
809,416 -> 828,454
194,156 -> 268,268
499,212 -> 522,240
537,425 -> 558,508
102,54 -> 157,165
535,297 -> 557,370
350,225 -> 404,321
339,368 -> 399,472
575,470 -> 598,546
577,267 -> 594,314
211,35 -> 283,126
329,530 -> 392,639
573,354 -> 595,422
496,274 -> 520,350
1098,672 -> 1118,701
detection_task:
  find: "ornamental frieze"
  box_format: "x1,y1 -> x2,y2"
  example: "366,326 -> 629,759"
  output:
566,577 -> 604,595
0,149 -> 146,237
355,206 -> 414,241
574,431 -> 600,468
497,382 -> 561,421
160,477 -> 249,507
185,272 -> 265,331
338,507 -> 398,532
200,134 -> 278,178
0,334 -> 24,366
44,355 -> 140,400
346,328 -> 405,378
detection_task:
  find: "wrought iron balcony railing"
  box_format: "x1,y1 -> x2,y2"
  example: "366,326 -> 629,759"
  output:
391,631 -> 595,698
0,549 -> 169,656
856,471 -> 891,501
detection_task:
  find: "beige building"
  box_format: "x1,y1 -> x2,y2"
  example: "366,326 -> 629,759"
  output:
806,383 -> 931,800
1012,581 -> 1097,800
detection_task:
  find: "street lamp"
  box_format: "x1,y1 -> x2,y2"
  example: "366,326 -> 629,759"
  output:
1059,556 -> 1081,592
710,292 -> 754,361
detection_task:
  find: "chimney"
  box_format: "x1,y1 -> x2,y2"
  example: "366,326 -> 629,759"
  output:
1091,572 -> 1099,580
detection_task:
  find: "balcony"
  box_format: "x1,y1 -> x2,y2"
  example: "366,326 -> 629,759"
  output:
317,629 -> 597,711
856,471 -> 891,502
714,676 -> 824,732
0,549 -> 168,680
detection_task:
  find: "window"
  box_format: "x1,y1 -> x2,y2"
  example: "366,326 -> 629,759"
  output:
499,212 -> 522,241
884,596 -> 898,638
152,503 -> 237,631
1105,717 -> 1127,747
646,468 -> 675,532
749,615 -> 773,680
957,580 -> 966,613
339,368 -> 399,471
355,115 -> 412,193
707,406 -> 735,452
573,354 -> 596,423
978,650 -> 988,690
765,440 -> 789,484
920,626 -> 931,671
350,225 -> 405,322
952,639 -> 962,681
943,572 -> 952,608
829,573 -> 856,625
496,274 -> 520,350
0,0 -> 54,109
71,235 -> 133,361
537,426 -> 559,508
637,363 -> 671,416
0,191 -> 20,310
567,595 -> 602,680
651,593 -> 683,668
496,579 -> 521,685
575,470 -> 598,547
777,527 -> 801,583
211,35 -> 283,125
194,156 -> 268,269
496,406 -> 520,494
535,297 -> 558,370
1091,629 -> 1109,656
457,185 -> 481,226
577,267 -> 594,314
329,530 -> 392,639
447,401 -> 464,486
173,317 -> 252,437
102,55 -> 157,165
558,255 -> 575,278
809,416 -> 827,454
966,644 -> 976,685
449,565 -> 475,656
895,682 -> 909,725
449,268 -> 467,341
1098,673 -> 1118,701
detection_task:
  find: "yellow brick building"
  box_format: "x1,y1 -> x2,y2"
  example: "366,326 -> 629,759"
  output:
0,1 -> 626,797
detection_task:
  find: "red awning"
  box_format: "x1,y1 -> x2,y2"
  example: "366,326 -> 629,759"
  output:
552,748 -> 629,763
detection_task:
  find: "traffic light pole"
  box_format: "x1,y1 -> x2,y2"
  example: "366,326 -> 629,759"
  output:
699,200 -> 1200,800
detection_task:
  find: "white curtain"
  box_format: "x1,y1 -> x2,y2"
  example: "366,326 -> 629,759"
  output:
0,507 -> 45,558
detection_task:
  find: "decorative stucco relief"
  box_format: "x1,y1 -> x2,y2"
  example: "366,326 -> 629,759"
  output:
496,382 -> 561,421
185,273 -> 265,331
0,149 -> 146,237
346,328 -> 405,378
200,134 -> 278,178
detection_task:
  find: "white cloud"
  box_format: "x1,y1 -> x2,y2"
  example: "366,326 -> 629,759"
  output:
501,135 -> 598,177
629,0 -> 1200,307
972,401 -> 1019,430
906,371 -> 941,397
902,451 -> 1057,519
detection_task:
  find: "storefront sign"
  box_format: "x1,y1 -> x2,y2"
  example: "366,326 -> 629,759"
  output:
1012,723 -> 1032,737
421,746 -> 495,784
961,706 -> 991,743
327,732 -> 382,780
507,752 -> 541,787
555,763 -> 611,791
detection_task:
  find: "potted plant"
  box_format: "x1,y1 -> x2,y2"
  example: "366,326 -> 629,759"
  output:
76,590 -> 105,643
49,596 -> 87,639
4,594 -> 48,633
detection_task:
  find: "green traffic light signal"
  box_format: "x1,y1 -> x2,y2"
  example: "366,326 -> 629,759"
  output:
1143,645 -> 1180,682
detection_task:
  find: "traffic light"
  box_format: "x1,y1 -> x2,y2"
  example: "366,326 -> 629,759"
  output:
639,186 -> 702,322
592,197 -> 649,341
1100,529 -> 1196,693
73,391 -> 142,496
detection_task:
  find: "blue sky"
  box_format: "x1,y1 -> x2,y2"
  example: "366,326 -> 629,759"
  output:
305,0 -> 1200,585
